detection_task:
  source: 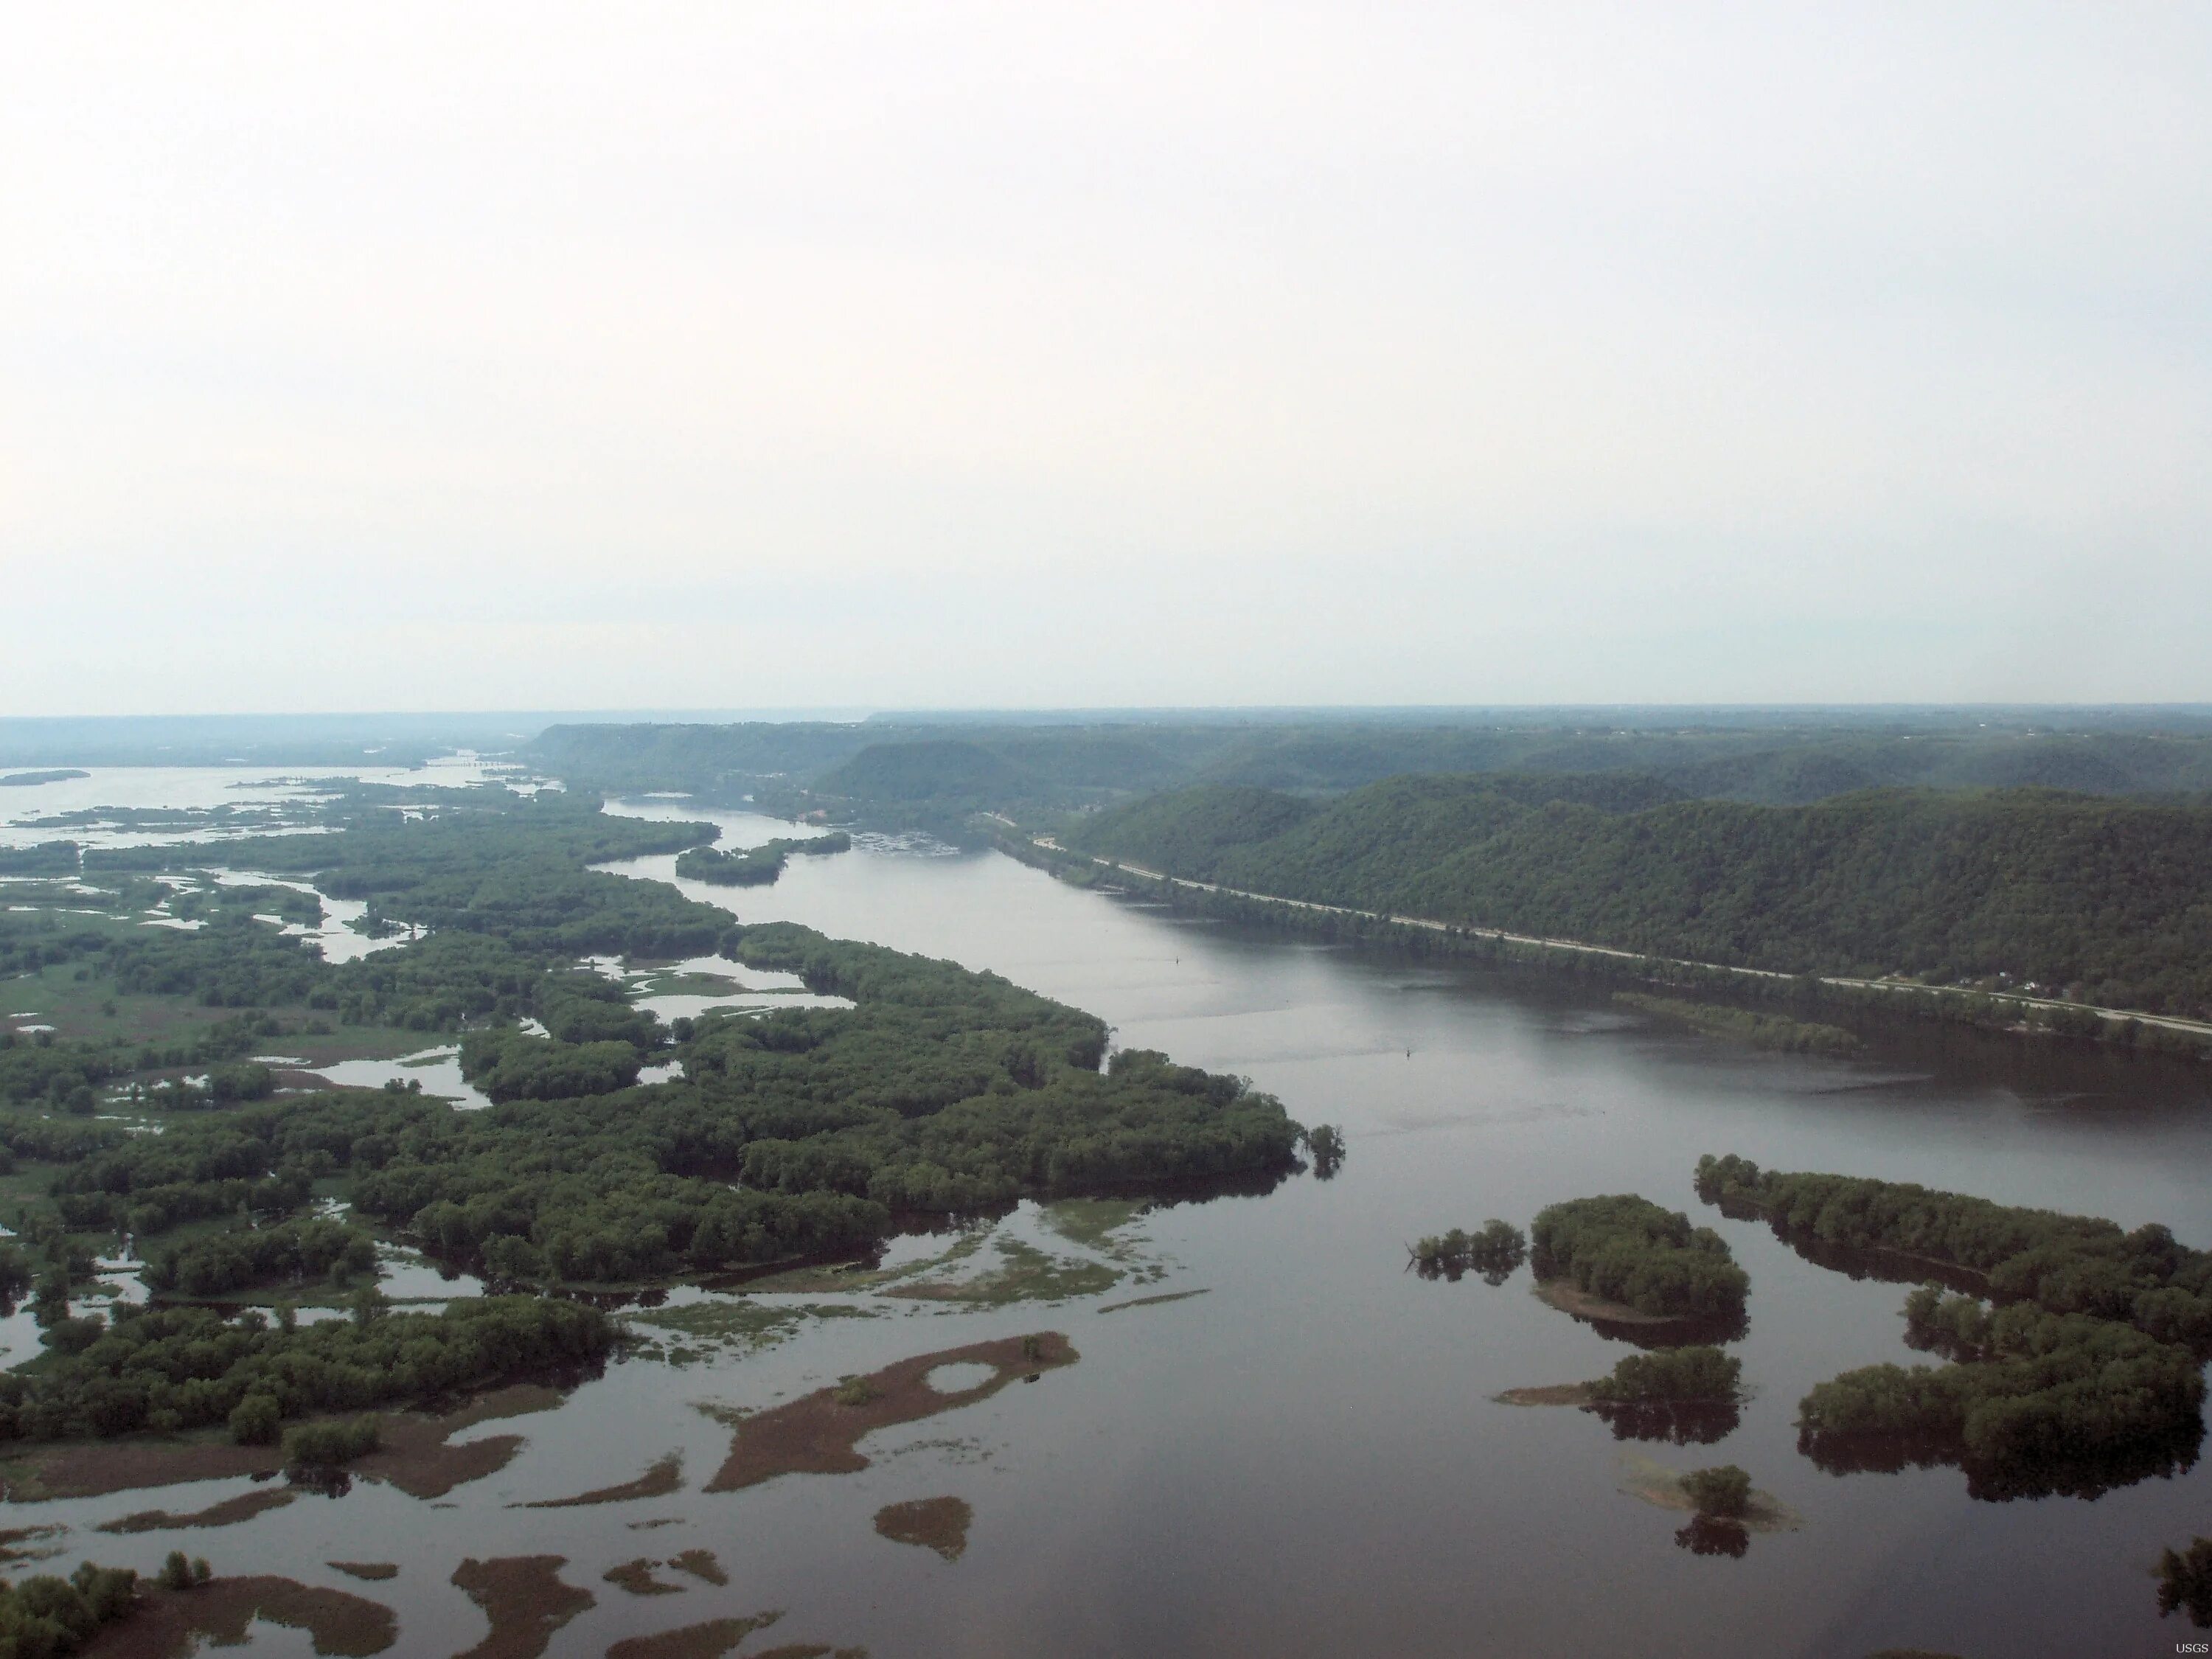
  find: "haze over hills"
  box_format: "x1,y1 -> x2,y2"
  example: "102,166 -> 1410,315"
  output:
529,709 -> 2212,815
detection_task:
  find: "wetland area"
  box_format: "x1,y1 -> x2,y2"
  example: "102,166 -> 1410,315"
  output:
4,772 -> 2212,1657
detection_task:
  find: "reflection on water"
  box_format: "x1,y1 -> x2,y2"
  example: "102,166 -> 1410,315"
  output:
1,787 -> 2208,1656
308,1046 -> 492,1111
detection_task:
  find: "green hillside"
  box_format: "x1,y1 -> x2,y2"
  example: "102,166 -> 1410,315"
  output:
1066,777 -> 2212,1018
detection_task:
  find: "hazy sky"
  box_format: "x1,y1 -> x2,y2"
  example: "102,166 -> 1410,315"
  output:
5,5 -> 2208,714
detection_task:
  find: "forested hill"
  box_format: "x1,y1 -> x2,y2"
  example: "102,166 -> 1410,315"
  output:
527,717 -> 2212,812
1064,776 -> 2212,1018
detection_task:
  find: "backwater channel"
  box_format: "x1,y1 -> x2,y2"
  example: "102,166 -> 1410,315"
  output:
13,782 -> 2212,1657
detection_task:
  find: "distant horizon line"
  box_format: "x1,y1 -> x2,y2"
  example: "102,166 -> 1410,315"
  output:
10,701 -> 2212,726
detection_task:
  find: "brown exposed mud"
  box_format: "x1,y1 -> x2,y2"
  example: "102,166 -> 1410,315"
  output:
80,1576 -> 397,1658
873,1495 -> 973,1560
2,1383 -> 563,1503
668,1548 -> 727,1585
97,1486 -> 296,1533
328,1561 -> 399,1581
451,1555 -> 595,1659
355,1384 -> 563,1500
603,1614 -> 781,1659
605,1557 -> 686,1596
521,1450 -> 682,1508
1492,1383 -> 1596,1407
0,1522 -> 68,1564
1534,1279 -> 1680,1326
3,1439 -> 279,1501
705,1332 -> 1077,1493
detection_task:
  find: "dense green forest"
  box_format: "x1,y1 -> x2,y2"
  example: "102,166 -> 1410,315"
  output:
0,779 -> 1298,1451
1699,1157 -> 2212,1498
1529,1195 -> 1749,1319
0,1560 -> 139,1656
1696,1155 -> 2212,1346
1067,775 -> 2212,1018
0,1297 -> 614,1443
675,832 -> 850,886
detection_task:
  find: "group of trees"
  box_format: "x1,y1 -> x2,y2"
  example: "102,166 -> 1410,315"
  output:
7,913 -> 1295,1307
1409,1220 -> 1526,1283
142,1218 -> 378,1298
1699,1155 -> 2212,1499
1695,1155 -> 2212,1349
0,778 -> 1301,1457
0,1562 -> 140,1658
1068,774 -> 2212,1020
675,832 -> 852,887
0,1296 -> 613,1444
1587,1346 -> 1741,1404
1530,1195 -> 1750,1320
1795,1299 -> 2203,1498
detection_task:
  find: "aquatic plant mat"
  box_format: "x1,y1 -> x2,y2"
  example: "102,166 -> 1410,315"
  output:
80,1576 -> 397,1658
705,1332 -> 1077,1492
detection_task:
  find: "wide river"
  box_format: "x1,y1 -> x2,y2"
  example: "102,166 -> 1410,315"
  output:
16,787 -> 2212,1658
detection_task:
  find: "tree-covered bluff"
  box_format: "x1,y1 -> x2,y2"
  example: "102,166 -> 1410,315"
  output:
1066,776 -> 2212,1018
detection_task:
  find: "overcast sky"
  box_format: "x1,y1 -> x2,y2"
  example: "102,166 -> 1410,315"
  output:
4,4 -> 2208,714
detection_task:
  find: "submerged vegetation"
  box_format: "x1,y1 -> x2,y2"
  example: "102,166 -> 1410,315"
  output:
1531,1196 -> 1749,1321
1613,993 -> 1861,1056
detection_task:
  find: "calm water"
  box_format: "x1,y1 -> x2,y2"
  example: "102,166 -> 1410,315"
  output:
15,794 -> 2212,1657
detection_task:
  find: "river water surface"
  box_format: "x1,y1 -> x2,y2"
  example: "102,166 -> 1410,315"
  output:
13,790 -> 2212,1658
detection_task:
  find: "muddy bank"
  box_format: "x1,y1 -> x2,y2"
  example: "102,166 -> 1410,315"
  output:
3,1439 -> 279,1502
521,1450 -> 682,1508
1616,1452 -> 1801,1533
451,1554 -> 594,1659
354,1383 -> 563,1500
1532,1280 -> 1747,1346
705,1332 -> 1077,1493
97,1486 -> 296,1533
605,1557 -> 685,1595
2,1382 -> 564,1504
604,1613 -> 781,1659
1096,1288 -> 1208,1315
1493,1382 -> 1596,1407
79,1576 -> 397,1658
874,1495 -> 973,1560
